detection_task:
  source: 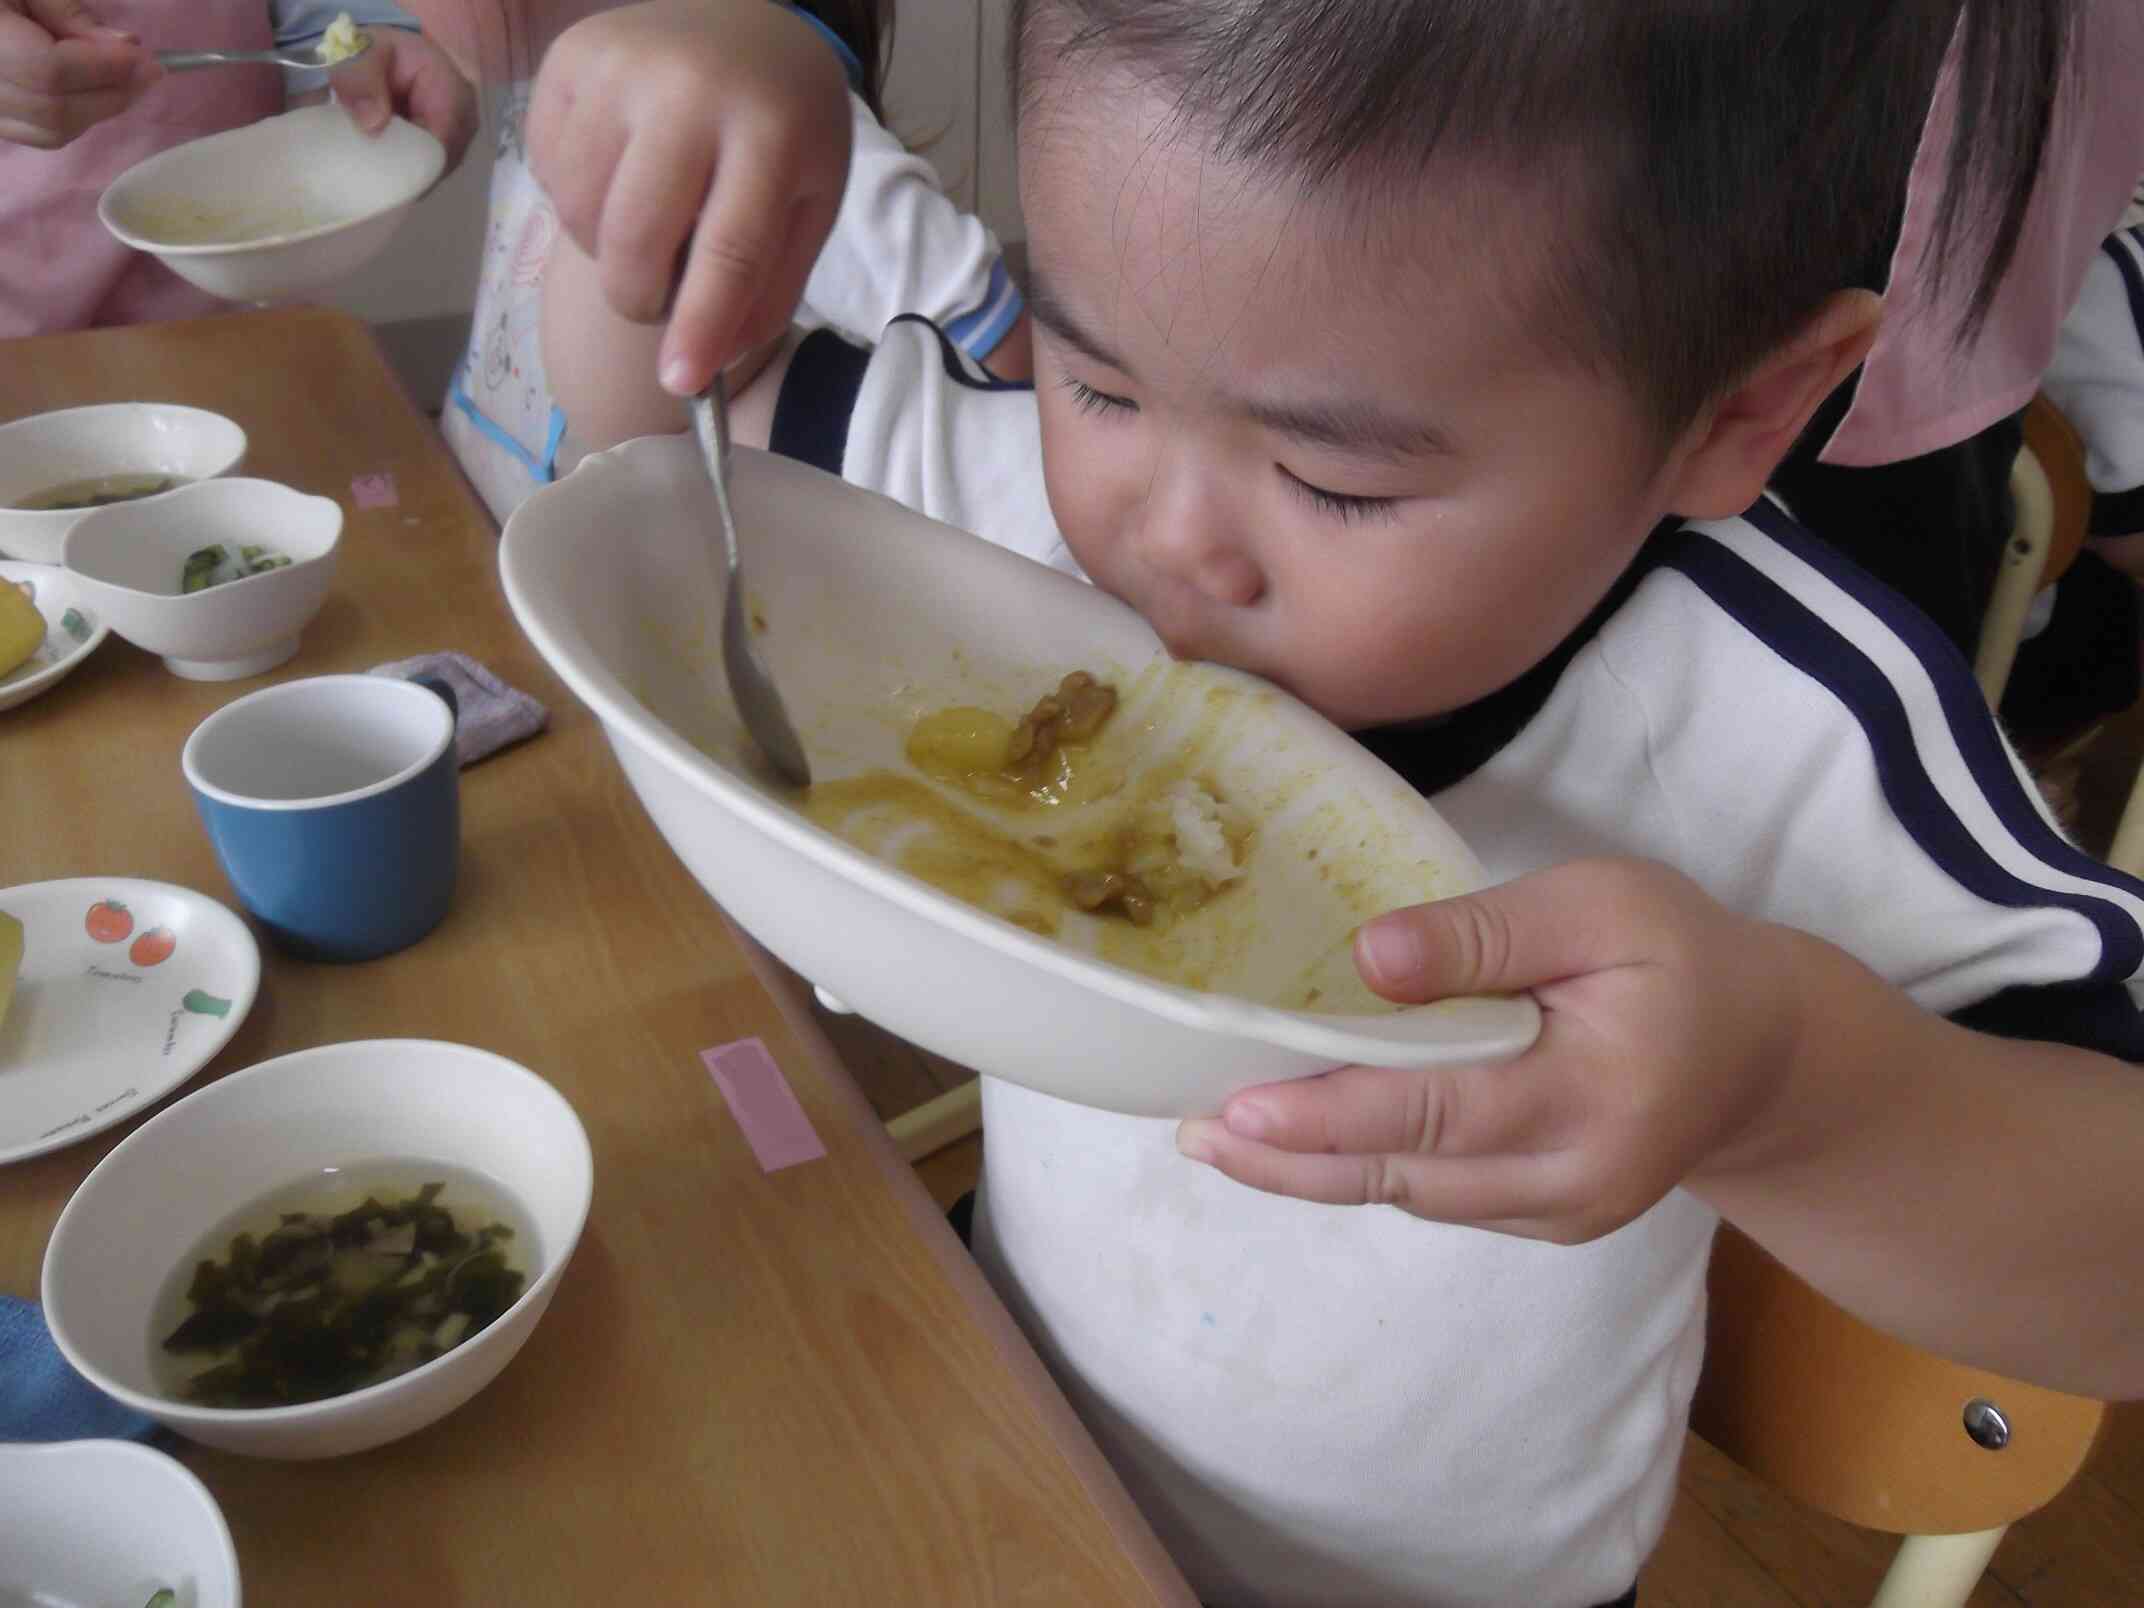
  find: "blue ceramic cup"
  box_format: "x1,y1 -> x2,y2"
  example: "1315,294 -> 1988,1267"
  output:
182,673 -> 460,962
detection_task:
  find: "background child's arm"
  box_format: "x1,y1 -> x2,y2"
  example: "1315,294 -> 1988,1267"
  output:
527,0 -> 854,398
0,0 -> 160,149
538,4 -> 1027,453
1177,857 -> 2144,1402
543,229 -> 793,454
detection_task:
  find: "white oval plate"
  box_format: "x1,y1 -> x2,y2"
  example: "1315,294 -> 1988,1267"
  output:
0,878 -> 260,1165
0,560 -> 107,712
0,1439 -> 241,1608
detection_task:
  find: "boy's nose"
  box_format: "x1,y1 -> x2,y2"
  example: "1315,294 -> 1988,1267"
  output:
1129,474 -> 1264,608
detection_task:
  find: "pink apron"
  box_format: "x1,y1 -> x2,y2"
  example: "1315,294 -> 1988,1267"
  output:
0,0 -> 283,337
1821,0 -> 2144,466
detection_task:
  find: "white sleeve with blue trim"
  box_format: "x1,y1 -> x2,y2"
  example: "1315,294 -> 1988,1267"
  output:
2042,224 -> 2144,536
1444,500 -> 2144,1057
797,95 -> 1025,364
768,315 -> 1070,571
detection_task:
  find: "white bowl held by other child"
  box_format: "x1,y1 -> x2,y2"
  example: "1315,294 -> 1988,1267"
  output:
0,402 -> 247,564
99,104 -> 445,305
63,478 -> 341,680
500,437 -> 1540,1119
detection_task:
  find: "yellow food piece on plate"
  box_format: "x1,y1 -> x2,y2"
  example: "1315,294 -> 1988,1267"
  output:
0,910 -> 22,1032
0,580 -> 44,677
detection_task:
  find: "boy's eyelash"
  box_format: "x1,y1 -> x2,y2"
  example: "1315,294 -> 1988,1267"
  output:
1056,381 -> 1393,522
1062,378 -> 1137,416
1279,467 -> 1399,524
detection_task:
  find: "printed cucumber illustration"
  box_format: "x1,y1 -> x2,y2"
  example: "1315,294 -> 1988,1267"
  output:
181,990 -> 231,1018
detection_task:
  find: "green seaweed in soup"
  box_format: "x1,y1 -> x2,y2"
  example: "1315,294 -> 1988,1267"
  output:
152,1161 -> 532,1409
13,473 -> 182,511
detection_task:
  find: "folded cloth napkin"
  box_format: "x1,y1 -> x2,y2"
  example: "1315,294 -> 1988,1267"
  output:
369,651 -> 548,767
0,1294 -> 159,1442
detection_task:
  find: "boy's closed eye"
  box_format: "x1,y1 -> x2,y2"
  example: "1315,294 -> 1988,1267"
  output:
1277,468 -> 1400,524
1062,376 -> 1136,416
1057,376 -> 1404,522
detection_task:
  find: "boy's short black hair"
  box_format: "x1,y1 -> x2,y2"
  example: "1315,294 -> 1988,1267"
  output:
1011,0 -> 2073,434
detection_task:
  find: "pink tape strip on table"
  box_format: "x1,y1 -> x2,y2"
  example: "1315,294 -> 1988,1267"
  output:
702,1037 -> 826,1171
351,471 -> 399,509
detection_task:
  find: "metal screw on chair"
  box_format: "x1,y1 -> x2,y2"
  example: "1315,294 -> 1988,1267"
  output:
1963,1397 -> 2011,1450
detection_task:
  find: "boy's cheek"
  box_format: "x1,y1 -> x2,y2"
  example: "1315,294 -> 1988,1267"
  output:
1036,416 -> 1115,553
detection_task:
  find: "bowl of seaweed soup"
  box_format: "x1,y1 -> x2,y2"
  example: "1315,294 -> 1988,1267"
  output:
150,1159 -> 535,1410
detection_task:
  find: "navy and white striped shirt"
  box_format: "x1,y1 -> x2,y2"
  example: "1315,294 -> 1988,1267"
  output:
769,313 -> 2144,1608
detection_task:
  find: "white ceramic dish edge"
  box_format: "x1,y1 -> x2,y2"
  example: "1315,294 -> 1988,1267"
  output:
500,439 -> 1540,1117
100,104 -> 445,255
0,402 -> 248,565
61,478 -> 342,680
0,1439 -> 241,1608
0,560 -> 108,711
41,1039 -> 595,1461
0,876 -> 261,1167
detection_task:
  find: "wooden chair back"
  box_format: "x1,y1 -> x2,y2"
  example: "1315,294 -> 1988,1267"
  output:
1691,1224 -> 2105,1536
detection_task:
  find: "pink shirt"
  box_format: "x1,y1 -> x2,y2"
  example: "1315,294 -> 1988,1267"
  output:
0,0 -> 282,338
1821,1 -> 2144,466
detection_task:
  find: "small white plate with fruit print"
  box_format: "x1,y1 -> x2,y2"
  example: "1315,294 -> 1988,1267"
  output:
0,560 -> 108,713
0,878 -> 259,1165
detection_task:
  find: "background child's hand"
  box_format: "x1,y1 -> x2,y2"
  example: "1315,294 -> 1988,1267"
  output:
527,0 -> 853,395
1176,859 -> 1807,1243
325,26 -> 477,173
0,0 -> 158,149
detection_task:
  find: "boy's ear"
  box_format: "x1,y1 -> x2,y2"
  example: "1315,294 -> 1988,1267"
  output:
1661,290 -> 1883,519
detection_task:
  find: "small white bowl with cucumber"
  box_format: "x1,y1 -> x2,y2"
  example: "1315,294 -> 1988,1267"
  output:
61,478 -> 341,681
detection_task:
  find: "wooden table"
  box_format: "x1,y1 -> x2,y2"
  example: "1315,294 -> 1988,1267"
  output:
0,307 -> 1193,1605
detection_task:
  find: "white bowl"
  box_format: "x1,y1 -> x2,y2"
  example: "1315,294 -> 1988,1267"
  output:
500,438 -> 1540,1118
62,478 -> 341,680
0,402 -> 247,564
99,103 -> 445,305
42,1039 -> 594,1462
0,1439 -> 241,1608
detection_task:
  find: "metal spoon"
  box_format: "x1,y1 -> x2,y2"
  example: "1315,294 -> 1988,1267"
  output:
157,34 -> 375,72
691,376 -> 813,787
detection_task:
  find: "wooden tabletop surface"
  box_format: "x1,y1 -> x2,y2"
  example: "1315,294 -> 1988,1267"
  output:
0,306 -> 1192,1605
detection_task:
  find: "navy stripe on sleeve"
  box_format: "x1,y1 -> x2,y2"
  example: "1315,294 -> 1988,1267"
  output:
1953,981 -> 2144,1062
1670,508 -> 2144,985
2102,229 -> 2144,355
768,328 -> 872,477
1741,499 -> 2144,924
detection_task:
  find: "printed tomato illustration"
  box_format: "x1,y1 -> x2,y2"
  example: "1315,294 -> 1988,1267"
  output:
84,899 -> 133,944
129,926 -> 176,968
